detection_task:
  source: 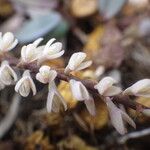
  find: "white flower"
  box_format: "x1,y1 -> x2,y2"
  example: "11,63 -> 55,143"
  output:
0,61 -> 17,85
0,32 -> 18,52
15,70 -> 36,97
94,76 -> 122,96
38,38 -> 64,63
104,97 -> 136,135
36,65 -> 57,84
123,79 -> 150,97
64,52 -> 92,74
69,79 -> 96,116
47,81 -> 67,113
21,38 -> 43,63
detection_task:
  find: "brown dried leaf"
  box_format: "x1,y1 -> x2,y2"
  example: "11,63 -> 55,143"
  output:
79,101 -> 108,130
101,23 -> 122,45
79,70 -> 96,79
0,141 -> 14,150
93,23 -> 124,68
43,58 -> 64,68
84,26 -> 104,58
0,0 -> 13,17
129,97 -> 150,123
136,97 -> 150,108
58,81 -> 78,109
58,135 -> 98,150
40,113 -> 63,126
71,0 -> 98,18
93,43 -> 124,68
25,130 -> 54,150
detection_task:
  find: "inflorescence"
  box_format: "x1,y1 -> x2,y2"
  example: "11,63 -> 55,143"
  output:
0,32 -> 150,135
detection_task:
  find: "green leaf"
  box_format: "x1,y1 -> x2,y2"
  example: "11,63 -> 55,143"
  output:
15,12 -> 61,43
98,0 -> 126,19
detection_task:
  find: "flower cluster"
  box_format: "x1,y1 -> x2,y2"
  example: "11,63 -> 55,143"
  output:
0,32 -> 150,135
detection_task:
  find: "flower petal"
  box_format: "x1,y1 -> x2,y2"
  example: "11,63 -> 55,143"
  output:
121,111 -> 136,129
0,64 -> 17,85
46,87 -> 55,112
103,86 -> 122,96
36,66 -> 57,84
15,70 -> 36,97
47,81 -> 67,112
0,61 -> 17,85
104,97 -> 127,135
48,42 -> 62,53
22,70 -> 30,77
69,79 -> 90,101
7,39 -> 18,51
49,70 -> 57,83
52,82 -> 67,111
28,77 -> 37,95
45,50 -> 64,60
68,52 -> 86,70
19,79 -> 30,97
44,38 -> 56,53
76,60 -> 92,71
21,46 -> 27,62
36,73 -> 46,84
33,38 -> 43,47
15,77 -> 27,93
84,98 -> 96,116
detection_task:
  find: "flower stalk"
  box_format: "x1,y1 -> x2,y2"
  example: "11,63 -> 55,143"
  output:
0,53 -> 148,111
0,32 -> 149,135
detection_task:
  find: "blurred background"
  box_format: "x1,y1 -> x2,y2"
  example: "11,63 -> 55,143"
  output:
0,0 -> 150,149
